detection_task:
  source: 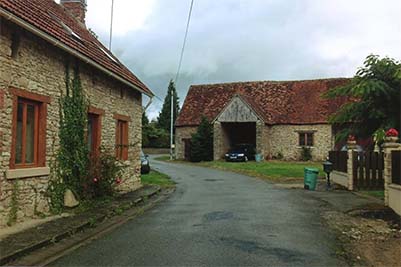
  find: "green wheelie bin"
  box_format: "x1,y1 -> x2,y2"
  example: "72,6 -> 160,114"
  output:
304,168 -> 319,190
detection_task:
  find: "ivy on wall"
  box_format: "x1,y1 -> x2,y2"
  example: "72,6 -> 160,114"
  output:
57,63 -> 90,197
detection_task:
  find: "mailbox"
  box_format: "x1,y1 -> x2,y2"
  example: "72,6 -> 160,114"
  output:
323,160 -> 333,174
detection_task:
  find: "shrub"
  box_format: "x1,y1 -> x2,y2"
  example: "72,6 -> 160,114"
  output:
190,116 -> 213,162
274,151 -> 284,160
300,147 -> 312,161
87,150 -> 127,198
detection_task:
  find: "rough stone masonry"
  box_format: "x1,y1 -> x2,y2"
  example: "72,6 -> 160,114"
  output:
0,19 -> 143,227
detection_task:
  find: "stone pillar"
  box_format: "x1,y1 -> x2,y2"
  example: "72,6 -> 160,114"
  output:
256,120 -> 264,159
347,140 -> 357,191
213,122 -> 222,161
382,136 -> 401,206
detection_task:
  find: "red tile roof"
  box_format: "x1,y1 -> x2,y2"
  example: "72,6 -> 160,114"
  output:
176,78 -> 350,126
0,0 -> 153,96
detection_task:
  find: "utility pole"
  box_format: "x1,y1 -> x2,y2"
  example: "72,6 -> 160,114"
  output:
170,86 -> 174,160
109,0 -> 114,50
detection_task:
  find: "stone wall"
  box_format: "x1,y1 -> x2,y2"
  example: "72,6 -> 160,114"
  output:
266,124 -> 333,161
175,126 -> 197,159
0,20 -> 143,226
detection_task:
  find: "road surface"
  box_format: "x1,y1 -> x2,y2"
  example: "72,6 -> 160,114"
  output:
51,158 -> 344,266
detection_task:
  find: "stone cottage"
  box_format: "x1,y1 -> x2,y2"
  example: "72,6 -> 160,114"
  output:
175,79 -> 349,161
0,0 -> 153,226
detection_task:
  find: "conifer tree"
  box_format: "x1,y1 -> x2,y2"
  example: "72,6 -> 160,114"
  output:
190,116 -> 214,162
157,80 -> 180,132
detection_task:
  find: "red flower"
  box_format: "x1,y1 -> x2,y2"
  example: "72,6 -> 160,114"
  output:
93,178 -> 98,183
116,178 -> 122,184
386,128 -> 399,137
348,135 -> 356,142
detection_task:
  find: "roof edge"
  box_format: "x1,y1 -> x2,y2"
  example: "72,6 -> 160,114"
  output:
0,7 -> 153,97
176,122 -> 331,127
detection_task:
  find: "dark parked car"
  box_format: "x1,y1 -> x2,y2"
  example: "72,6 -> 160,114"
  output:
225,144 -> 256,162
140,151 -> 150,174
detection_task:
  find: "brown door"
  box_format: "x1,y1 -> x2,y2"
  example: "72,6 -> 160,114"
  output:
183,138 -> 191,161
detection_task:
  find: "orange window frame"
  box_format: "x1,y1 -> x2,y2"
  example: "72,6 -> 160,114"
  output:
9,87 -> 50,169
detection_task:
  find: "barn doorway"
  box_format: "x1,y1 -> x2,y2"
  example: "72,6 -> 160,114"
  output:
221,122 -> 256,151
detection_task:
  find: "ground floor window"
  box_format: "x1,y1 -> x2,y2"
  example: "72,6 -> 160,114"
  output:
299,132 -> 314,146
10,88 -> 50,169
114,114 -> 130,161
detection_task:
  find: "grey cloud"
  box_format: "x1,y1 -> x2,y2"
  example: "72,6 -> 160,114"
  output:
94,0 -> 401,119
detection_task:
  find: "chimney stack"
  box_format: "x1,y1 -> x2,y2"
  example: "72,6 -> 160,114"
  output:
60,0 -> 87,25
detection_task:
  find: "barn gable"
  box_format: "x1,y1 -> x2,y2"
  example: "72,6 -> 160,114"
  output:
216,95 -> 262,123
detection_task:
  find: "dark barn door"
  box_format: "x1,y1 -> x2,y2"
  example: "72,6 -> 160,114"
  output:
183,138 -> 191,161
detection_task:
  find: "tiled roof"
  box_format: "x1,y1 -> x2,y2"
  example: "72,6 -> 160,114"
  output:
175,78 -> 350,126
0,0 -> 153,96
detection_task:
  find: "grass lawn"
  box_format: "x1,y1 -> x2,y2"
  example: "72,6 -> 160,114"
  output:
198,160 -> 324,182
154,155 -> 171,161
141,170 -> 175,187
155,156 -> 324,182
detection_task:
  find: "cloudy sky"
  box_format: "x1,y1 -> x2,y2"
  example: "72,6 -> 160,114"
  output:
80,0 -> 401,119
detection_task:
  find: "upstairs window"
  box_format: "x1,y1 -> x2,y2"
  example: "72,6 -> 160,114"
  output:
299,132 -> 314,147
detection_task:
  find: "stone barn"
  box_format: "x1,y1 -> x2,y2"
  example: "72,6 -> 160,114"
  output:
175,79 -> 349,161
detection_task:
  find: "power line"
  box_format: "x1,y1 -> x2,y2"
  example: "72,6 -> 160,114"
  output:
174,0 -> 195,84
171,0 -> 195,160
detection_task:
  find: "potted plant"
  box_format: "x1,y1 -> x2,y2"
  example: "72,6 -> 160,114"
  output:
385,128 -> 399,142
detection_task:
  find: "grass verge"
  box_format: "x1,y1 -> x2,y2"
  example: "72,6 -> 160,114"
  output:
359,190 -> 384,200
141,170 -> 175,187
155,156 -> 323,183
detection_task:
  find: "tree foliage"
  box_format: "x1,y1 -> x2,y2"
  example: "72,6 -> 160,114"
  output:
142,111 -> 169,148
190,116 -> 213,162
157,80 -> 180,133
324,55 -> 401,141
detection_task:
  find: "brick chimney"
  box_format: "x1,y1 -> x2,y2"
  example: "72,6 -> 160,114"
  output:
60,0 -> 87,24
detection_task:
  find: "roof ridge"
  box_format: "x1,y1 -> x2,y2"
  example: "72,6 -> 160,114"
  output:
190,77 -> 351,88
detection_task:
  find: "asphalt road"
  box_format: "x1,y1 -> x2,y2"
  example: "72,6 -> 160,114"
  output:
51,158 -> 344,267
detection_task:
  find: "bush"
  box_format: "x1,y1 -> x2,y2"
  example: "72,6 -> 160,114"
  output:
190,116 -> 213,162
273,151 -> 284,160
300,147 -> 312,161
87,150 -> 127,198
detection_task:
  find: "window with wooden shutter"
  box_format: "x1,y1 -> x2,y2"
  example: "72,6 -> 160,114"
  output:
115,119 -> 129,160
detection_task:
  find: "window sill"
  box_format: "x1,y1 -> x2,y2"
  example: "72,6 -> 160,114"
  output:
297,146 -> 315,149
6,167 -> 50,180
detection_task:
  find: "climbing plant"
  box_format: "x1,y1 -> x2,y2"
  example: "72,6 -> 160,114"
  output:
57,63 -> 89,198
